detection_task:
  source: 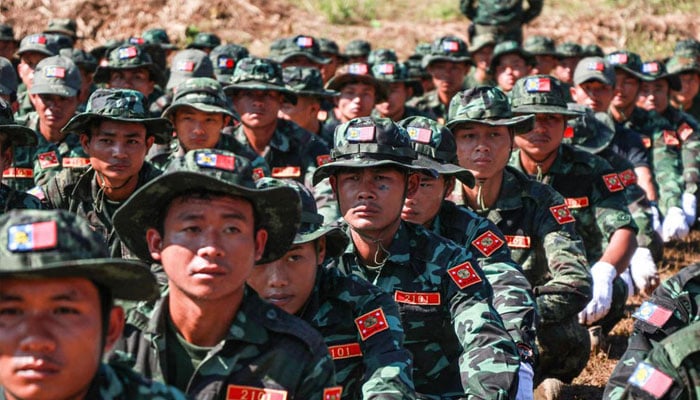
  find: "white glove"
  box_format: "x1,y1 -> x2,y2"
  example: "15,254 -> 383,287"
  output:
682,192 -> 697,227
620,268 -> 635,300
579,261 -> 617,325
515,362 -> 534,400
650,205 -> 662,236
630,247 -> 659,296
662,206 -> 690,242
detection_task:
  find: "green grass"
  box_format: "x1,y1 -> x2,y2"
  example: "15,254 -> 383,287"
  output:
287,0 -> 460,24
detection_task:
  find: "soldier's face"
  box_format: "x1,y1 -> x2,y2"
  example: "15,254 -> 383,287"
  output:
533,55 -> 557,76
427,61 -> 469,96
472,46 -> 494,71
335,83 -> 376,122
672,72 -> 700,106
29,94 -> 79,136
279,95 -> 320,132
247,240 -> 323,315
453,124 -> 512,180
612,70 -> 640,109
108,68 -> 155,97
174,107 -> 228,151
514,113 -> 566,161
17,52 -> 46,88
0,40 -> 17,60
320,54 -> 340,83
374,82 -> 409,120
402,173 -> 452,226
80,120 -> 154,188
636,80 -> 669,113
0,277 -> 123,400
232,90 -> 283,131
495,54 -> 531,92
554,57 -> 581,84
570,80 -> 614,112
147,195 -> 267,303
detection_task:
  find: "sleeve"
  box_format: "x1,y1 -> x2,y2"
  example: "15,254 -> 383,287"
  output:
654,132 -> 685,214
304,138 -> 340,224
296,346 -> 339,400
39,174 -> 67,210
460,0 -> 477,19
592,170 -> 638,240
522,0 -> 544,23
680,121 -> 700,195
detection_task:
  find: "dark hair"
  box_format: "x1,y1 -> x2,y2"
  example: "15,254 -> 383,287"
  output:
93,282 -> 114,343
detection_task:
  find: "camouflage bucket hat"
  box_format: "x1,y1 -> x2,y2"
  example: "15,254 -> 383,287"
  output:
573,57 -> 615,86
398,116 -> 475,187
166,49 -> 214,90
367,48 -> 398,66
269,35 -> 330,65
511,75 -> 582,118
93,45 -> 164,85
312,116 -> 427,186
371,61 -> 423,97
223,57 -> 298,105
606,50 -> 645,80
405,56 -> 430,80
187,32 -> 221,50
62,88 -> 172,144
0,24 -> 16,42
325,63 -> 389,102
256,178 -> 348,258
0,57 -> 18,96
582,44 -> 604,58
446,86 -> 534,133
555,42 -> 584,59
46,34 -> 74,51
422,36 -> 472,69
488,40 -> 535,74
523,35 -> 556,56
16,33 -> 58,57
59,48 -> 98,72
674,39 -> 700,58
0,98 -> 37,146
469,34 -> 496,54
283,66 -> 338,98
666,54 -> 700,76
29,55 -> 82,97
210,44 -> 250,84
318,38 -> 341,56
344,39 -> 372,58
43,18 -> 78,39
113,149 -> 301,264
142,28 -> 178,50
639,60 -> 681,91
0,209 -> 159,301
163,77 -> 237,120
565,104 -> 614,154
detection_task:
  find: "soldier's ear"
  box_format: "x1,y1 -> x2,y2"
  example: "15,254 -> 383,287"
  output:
146,228 -> 164,260
406,172 -> 420,197
102,305 -> 125,353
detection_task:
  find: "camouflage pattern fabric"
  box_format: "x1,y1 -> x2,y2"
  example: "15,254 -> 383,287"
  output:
110,288 -> 337,399
405,90 -> 447,125
604,263 -> 700,399
0,182 -> 41,213
335,221 -> 521,399
460,0 -> 543,26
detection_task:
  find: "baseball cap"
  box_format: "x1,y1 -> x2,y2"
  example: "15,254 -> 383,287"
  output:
0,57 -> 18,97
372,61 -> 423,97
325,62 -> 389,101
446,86 -> 534,133
283,66 -> 339,98
511,75 -> 583,118
639,60 -> 681,91
16,33 -> 58,57
162,77 -> 237,120
606,50 -> 645,80
166,49 -> 214,90
422,36 -> 472,69
269,35 -> 330,65
223,57 -> 298,104
93,45 -> 164,86
210,44 -> 249,84
30,55 -> 82,97
0,97 -> 37,146
113,148 -> 302,264
488,40 -> 535,74
0,209 -> 159,301
62,88 -> 172,144
573,57 -> 615,86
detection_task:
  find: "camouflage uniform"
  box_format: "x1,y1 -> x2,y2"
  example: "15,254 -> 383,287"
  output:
460,0 -> 543,43
604,263 -> 700,399
13,33 -> 59,119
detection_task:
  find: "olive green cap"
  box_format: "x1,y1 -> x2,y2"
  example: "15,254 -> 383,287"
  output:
367,48 -> 398,66
0,24 -> 16,42
318,38 -> 341,56
59,48 -> 98,73
371,61 -> 423,97
210,44 -> 249,84
398,115 -> 474,187
673,39 -> 700,58
446,86 -> 534,133
566,104 -> 614,154
269,35 -> 330,65
573,56 -> 615,86
30,55 -> 82,97
582,44 -> 604,58
344,39 -> 372,58
16,33 -> 58,57
555,42 -> 584,59
606,50 -> 645,80
422,36 -> 472,69
469,34 -> 497,54
223,57 -> 298,105
0,57 -> 18,96
325,62 -> 389,102
0,97 -> 37,146
488,40 -> 535,75
523,35 -> 556,56
0,209 -> 159,302
282,66 -> 338,98
93,44 -> 164,85
43,18 -> 78,39
163,77 -> 237,120
511,75 -> 582,118
639,60 -> 681,91
666,54 -> 700,76
113,149 -> 301,264
187,32 -> 221,50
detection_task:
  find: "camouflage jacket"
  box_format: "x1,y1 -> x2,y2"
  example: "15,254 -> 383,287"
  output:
0,183 -> 42,213
681,93 -> 700,123
460,0 -> 543,25
604,263 -> 700,400
13,83 -> 34,119
335,221 -> 521,399
320,111 -> 340,146
0,363 -> 187,400
232,119 -> 339,222
431,200 -> 538,362
450,166 -> 592,323
38,163 -> 161,258
371,105 -> 434,122
406,90 -> 449,125
110,288 -> 338,400
3,111 -> 89,192
510,145 -> 637,264
302,264 -> 416,399
463,69 -> 495,90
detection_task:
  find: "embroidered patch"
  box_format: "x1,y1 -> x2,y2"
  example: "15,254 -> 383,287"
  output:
316,154 -> 331,166
2,168 -> 33,178
226,385 -> 287,400
38,151 -> 59,169
118,46 -> 138,59
355,308 -> 389,340
62,157 -> 90,168
602,173 -> 625,192
618,169 -> 637,186
563,126 -> 574,138
271,166 -> 301,178
377,63 -> 395,74
218,57 -> 235,69
525,77 -> 551,92
442,40 -> 459,52
177,60 -> 195,72
195,152 -> 235,170
632,301 -> 673,328
627,362 -> 673,398
252,167 -> 265,181
45,66 -> 65,78
641,136 -> 652,148
346,126 -> 375,142
296,36 -> 314,48
328,343 -> 362,360
322,387 -> 343,400
608,53 -> 628,65
505,235 -> 531,249
549,204 -> 575,224
448,261 -> 482,289
663,130 -> 680,147
471,230 -> 505,257
348,63 -> 369,75
642,62 -> 659,74
394,290 -> 441,305
678,122 -> 694,141
565,197 -> 590,209
8,221 -> 58,252
588,61 -> 605,71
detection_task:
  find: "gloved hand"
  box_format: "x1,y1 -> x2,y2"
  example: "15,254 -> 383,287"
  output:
620,268 -> 635,300
515,362 -> 534,400
682,192 -> 697,227
579,261 -> 617,325
650,204 -> 662,236
662,206 -> 690,242
630,247 -> 659,296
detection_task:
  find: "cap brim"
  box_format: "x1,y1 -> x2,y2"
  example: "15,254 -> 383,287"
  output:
223,82 -> 298,105
29,84 -> 77,97
446,114 -> 534,134
640,73 -> 682,91
278,52 -> 331,65
62,114 -> 173,145
611,65 -> 646,80
93,64 -> 163,85
326,74 -> 389,102
422,55 -> 473,69
312,158 -> 427,186
16,47 -> 55,57
511,105 -> 582,119
413,155 -> 475,188
162,102 -> 236,121
0,124 -> 38,146
294,226 -> 348,259
113,171 -> 300,265
0,259 -> 159,301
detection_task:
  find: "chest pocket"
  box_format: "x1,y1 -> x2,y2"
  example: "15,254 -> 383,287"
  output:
397,301 -> 448,344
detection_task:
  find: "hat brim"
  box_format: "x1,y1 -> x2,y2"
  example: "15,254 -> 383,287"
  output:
113,171 -> 301,265
0,124 -> 38,146
326,74 -> 389,102
611,65 -> 646,80
488,50 -> 535,74
446,114 -> 534,134
0,259 -> 159,301
422,55 -> 473,69
277,52 -> 330,65
162,102 -> 237,121
312,158 -> 427,186
511,105 -> 582,120
294,226 -> 348,259
223,82 -> 298,105
413,155 -> 475,188
16,47 -> 55,57
640,73 -> 682,91
93,64 -> 164,86
29,84 -> 78,98
294,88 -> 340,99
62,114 -> 173,145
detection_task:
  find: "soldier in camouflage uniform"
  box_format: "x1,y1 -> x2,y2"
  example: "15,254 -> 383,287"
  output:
464,34 -> 497,89
604,263 -> 700,399
248,177 -> 416,399
59,47 -> 98,111
371,60 -> 428,121
5,55 -> 88,192
407,36 -> 472,125
209,43 -> 249,84
343,39 -> 371,64
668,53 -> 700,123
14,33 -> 59,119
490,40 -> 534,93
406,42 -> 436,94
318,38 -> 343,84
524,35 -> 558,76
110,149 -> 338,398
269,35 -> 330,70
36,89 -> 171,258
445,86 -> 592,394
553,42 -> 584,87
280,66 -> 338,137
398,115 -> 539,397
149,49 -> 214,118
0,57 -> 18,106
459,0 -> 542,44
0,209 -> 186,400
313,116 -> 522,399
0,23 -> 18,61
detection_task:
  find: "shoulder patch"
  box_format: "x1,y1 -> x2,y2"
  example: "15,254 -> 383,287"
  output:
471,230 -> 505,257
316,154 -> 331,166
618,169 -> 637,186
62,157 -> 90,168
322,386 -> 343,400
328,343 -> 362,360
505,235 -> 531,249
565,197 -> 589,209
271,166 -> 301,178
8,221 -> 58,252
549,204 -> 575,224
677,122 -> 693,142
2,167 -> 34,178
641,136 -> 652,148
663,130 -> 680,147
226,385 -> 287,400
602,173 -> 625,192
448,261 -> 482,289
252,167 -> 265,181
632,301 -> 673,328
37,151 -> 59,169
627,362 -> 673,399
354,308 -> 389,341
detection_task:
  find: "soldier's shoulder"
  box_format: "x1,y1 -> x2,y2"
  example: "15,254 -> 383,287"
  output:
3,187 -> 43,210
563,144 -> 614,173
406,90 -> 437,108
405,221 -> 467,265
102,363 -> 187,399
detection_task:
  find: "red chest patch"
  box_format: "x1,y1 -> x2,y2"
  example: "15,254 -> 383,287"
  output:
328,343 -> 362,360
225,385 -> 287,400
271,166 -> 301,178
505,235 -> 531,249
316,154 -> 331,166
322,387 -> 343,400
663,130 -> 680,147
394,290 -> 441,305
565,197 -> 590,209
678,122 -> 694,141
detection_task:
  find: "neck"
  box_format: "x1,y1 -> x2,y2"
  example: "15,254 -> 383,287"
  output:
609,103 -> 635,122
387,106 -> 405,122
243,123 -> 276,155
303,118 -> 320,135
438,89 -> 456,107
350,218 -> 401,268
95,171 -> 139,202
671,97 -> 693,111
39,122 -> 65,143
518,149 -> 557,177
474,68 -> 488,82
167,287 -> 243,347
462,174 -> 503,211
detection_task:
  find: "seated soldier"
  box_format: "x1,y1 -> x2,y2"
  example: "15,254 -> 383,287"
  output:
280,66 -> 339,137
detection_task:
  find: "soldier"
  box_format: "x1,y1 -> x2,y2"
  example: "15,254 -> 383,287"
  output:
553,42 -> 584,88
406,42 -> 435,94
43,18 -> 78,46
5,55 -> 88,192
398,115 -> 539,397
407,36 -> 472,125
14,33 -> 59,118
372,60 -> 427,121
0,209 -> 186,400
0,23 -> 18,61
110,148 -> 338,398
59,48 -> 98,111
209,43 -> 249,84
446,86 -> 592,397
668,53 -> 700,121
280,66 -> 338,136
343,39 -> 371,64
269,35 -> 330,69
186,32 -> 220,54
459,0 -> 542,44
464,34 -> 496,88
37,89 -> 171,258
318,38 -> 344,84
0,57 -> 18,106
604,263 -> 700,399
312,116 -> 522,398
149,49 -> 214,117
523,35 -> 558,76
490,40 -> 534,93
248,178 -> 416,399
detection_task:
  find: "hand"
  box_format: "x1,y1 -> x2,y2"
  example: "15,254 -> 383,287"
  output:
662,207 -> 690,242
650,204 -> 662,236
579,261 -> 616,325
629,247 -> 659,296
515,362 -> 534,400
682,192 -> 697,227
